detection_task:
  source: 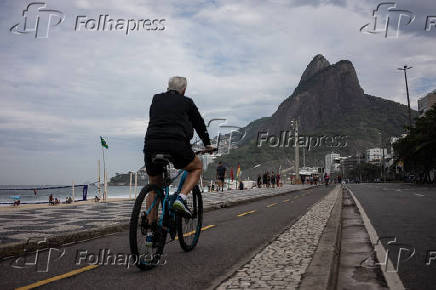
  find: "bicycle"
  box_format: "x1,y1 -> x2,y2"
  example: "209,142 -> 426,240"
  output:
129,149 -> 215,270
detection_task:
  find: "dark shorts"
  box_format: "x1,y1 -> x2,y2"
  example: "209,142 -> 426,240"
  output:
144,139 -> 195,176
217,176 -> 225,182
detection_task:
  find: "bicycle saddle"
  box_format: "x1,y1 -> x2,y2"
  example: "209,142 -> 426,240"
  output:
151,153 -> 174,166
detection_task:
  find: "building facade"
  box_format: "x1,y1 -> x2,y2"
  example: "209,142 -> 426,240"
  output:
366,148 -> 388,164
325,153 -> 340,175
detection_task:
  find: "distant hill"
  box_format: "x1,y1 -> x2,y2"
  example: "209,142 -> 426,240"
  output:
204,54 -> 417,179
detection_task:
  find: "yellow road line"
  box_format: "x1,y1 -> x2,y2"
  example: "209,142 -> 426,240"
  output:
175,224 -> 216,240
20,224 -> 218,288
282,199 -> 290,203
266,202 -> 278,208
16,265 -> 99,290
237,210 -> 256,217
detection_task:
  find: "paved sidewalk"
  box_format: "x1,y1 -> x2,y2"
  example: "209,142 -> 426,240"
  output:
0,185 -> 310,246
217,186 -> 339,289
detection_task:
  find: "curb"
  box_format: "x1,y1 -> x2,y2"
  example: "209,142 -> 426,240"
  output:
299,185 -> 343,290
0,185 -> 317,260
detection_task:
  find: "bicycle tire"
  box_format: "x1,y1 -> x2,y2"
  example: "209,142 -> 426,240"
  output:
129,184 -> 167,270
176,185 -> 203,252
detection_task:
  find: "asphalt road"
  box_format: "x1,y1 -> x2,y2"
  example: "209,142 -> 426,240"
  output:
0,186 -> 330,290
349,183 -> 436,290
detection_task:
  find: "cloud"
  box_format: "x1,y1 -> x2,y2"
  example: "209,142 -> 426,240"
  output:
0,0 -> 435,184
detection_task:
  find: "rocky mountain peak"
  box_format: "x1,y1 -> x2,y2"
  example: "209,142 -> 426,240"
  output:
299,54 -> 330,84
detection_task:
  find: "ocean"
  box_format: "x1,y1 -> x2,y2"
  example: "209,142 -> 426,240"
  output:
0,184 -> 141,205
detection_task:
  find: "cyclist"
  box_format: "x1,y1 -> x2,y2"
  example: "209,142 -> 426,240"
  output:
143,76 -> 214,224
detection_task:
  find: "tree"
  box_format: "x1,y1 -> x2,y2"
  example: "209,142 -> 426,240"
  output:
393,104 -> 436,183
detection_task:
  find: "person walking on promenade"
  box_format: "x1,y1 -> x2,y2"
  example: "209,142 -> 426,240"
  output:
257,174 -> 262,188
276,173 -> 280,187
324,173 -> 330,186
266,171 -> 271,188
262,171 -> 267,188
271,171 -> 276,188
216,161 -> 226,192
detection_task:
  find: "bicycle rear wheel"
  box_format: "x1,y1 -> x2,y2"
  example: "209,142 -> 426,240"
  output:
129,184 -> 167,270
176,185 -> 203,252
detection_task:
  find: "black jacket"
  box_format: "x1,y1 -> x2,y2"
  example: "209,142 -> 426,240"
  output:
145,90 -> 211,146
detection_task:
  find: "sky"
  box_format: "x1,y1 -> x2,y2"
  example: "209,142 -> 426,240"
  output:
1,0 -> 435,185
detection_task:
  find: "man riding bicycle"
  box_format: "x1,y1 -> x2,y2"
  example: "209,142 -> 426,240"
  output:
143,76 -> 214,224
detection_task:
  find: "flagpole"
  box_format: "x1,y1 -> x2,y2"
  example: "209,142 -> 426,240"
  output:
97,160 -> 101,200
102,144 -> 106,202
129,172 -> 132,199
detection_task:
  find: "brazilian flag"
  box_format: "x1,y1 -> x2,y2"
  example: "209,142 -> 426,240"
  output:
100,136 -> 108,149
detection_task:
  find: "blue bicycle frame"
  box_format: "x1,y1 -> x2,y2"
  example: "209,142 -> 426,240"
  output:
143,169 -> 188,227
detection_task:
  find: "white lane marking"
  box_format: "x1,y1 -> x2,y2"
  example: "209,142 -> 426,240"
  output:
414,194 -> 424,197
347,187 -> 405,290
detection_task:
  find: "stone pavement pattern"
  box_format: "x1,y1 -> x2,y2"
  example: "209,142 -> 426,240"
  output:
0,185 -> 309,244
217,187 -> 339,290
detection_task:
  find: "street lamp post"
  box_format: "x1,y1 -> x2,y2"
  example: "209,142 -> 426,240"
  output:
357,152 -> 362,182
290,120 -> 300,184
398,65 -> 413,130
378,131 -> 386,183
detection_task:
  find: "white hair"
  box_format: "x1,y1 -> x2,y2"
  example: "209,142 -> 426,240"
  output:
168,76 -> 187,94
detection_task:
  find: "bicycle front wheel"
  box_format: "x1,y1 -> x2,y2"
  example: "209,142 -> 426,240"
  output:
176,185 -> 203,252
129,184 -> 167,270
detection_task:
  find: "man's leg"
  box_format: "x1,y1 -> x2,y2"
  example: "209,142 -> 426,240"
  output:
146,174 -> 163,224
172,156 -> 202,217
180,156 -> 202,196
